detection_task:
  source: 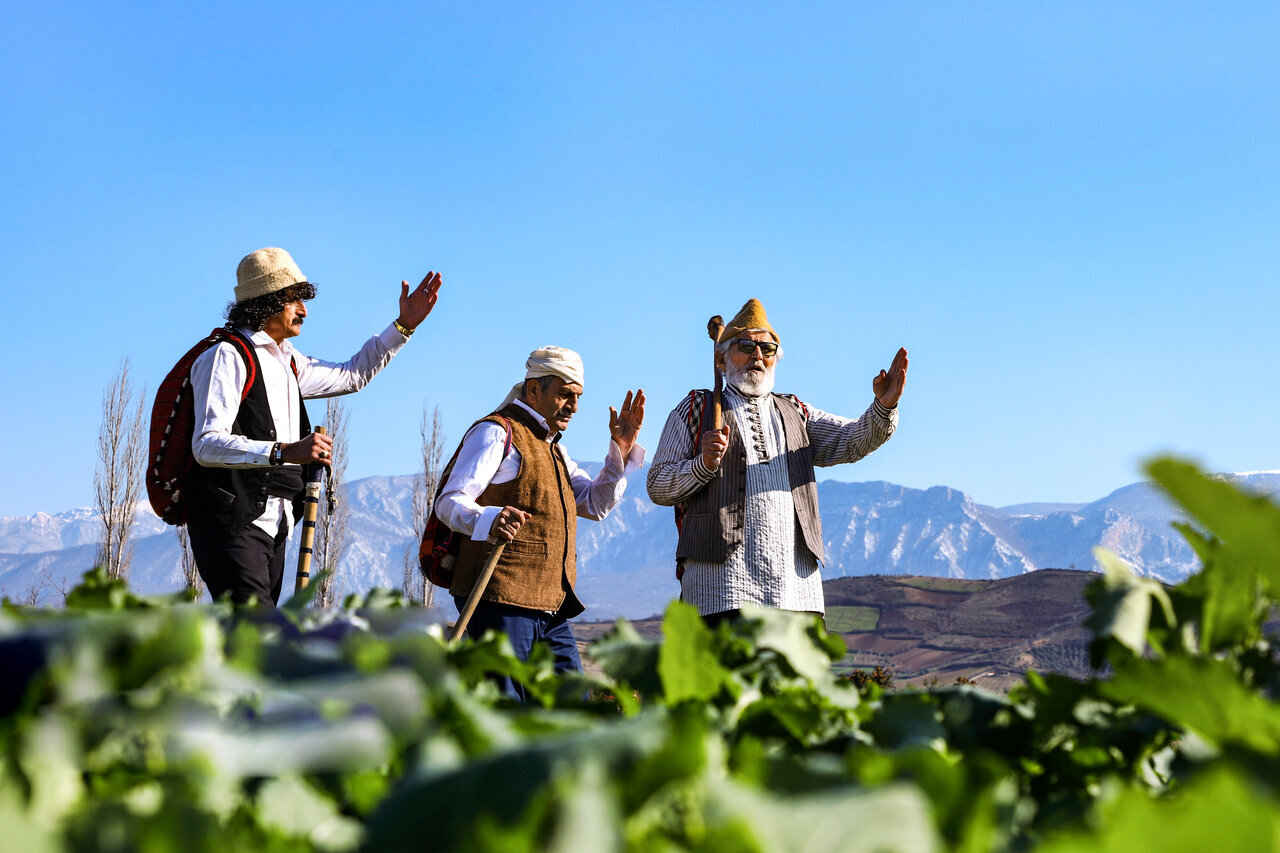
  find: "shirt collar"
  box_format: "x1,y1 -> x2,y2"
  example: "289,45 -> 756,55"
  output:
513,398 -> 557,441
242,326 -> 292,356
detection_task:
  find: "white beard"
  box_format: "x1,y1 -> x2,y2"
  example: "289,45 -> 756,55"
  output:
725,361 -> 776,397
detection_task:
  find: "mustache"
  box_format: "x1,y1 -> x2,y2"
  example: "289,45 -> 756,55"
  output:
554,407 -> 574,420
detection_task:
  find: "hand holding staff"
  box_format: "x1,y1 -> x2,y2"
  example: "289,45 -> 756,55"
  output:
294,426 -> 328,594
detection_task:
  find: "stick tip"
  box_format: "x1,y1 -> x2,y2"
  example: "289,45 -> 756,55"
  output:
707,315 -> 724,341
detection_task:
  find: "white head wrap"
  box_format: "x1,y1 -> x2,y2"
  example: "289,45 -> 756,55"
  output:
497,346 -> 585,411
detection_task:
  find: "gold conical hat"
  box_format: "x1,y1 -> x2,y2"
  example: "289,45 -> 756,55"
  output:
718,298 -> 779,344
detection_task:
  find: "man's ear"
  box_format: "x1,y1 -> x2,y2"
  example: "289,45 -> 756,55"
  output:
714,351 -> 726,371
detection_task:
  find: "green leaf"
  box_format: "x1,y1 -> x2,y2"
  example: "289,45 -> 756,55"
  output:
1101,655 -> 1280,755
1148,458 -> 1280,592
589,619 -> 663,697
740,606 -> 843,683
710,778 -> 940,853
256,776 -> 363,850
281,569 -> 332,610
1084,548 -> 1175,657
1037,765 -> 1280,852
659,601 -> 728,703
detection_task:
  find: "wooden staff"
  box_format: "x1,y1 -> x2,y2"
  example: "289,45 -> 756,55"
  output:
294,425 -> 328,594
707,315 -> 724,429
449,539 -> 508,642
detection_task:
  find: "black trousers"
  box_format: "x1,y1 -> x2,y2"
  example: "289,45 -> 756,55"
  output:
187,515 -> 289,606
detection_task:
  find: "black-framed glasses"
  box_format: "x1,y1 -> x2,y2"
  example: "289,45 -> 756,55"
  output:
731,339 -> 779,357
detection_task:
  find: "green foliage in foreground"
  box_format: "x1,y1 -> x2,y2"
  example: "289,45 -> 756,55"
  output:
2,458 -> 1280,851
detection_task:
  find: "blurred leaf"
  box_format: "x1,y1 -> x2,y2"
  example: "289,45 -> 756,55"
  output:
1037,765 -> 1280,852
1085,549 -> 1175,657
544,759 -> 622,853
1148,458 -> 1280,592
256,776 -> 362,851
590,620 -> 663,697
1101,655 -> 1280,755
282,569 -> 332,611
712,778 -> 940,853
741,606 -> 841,683
659,601 -> 728,703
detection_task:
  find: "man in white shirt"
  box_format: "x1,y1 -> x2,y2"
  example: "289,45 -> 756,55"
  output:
434,346 -> 644,701
186,247 -> 441,606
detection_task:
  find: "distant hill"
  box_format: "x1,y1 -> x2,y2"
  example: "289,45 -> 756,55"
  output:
3,470 -> 1278,620
575,570 -> 1098,692
823,570 -> 1095,691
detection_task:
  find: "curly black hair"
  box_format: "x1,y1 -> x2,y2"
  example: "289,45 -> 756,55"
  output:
224,281 -> 318,331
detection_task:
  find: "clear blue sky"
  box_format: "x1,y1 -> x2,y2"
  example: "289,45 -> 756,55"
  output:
2,2 -> 1277,517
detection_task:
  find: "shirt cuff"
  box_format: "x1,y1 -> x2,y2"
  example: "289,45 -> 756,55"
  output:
472,505 -> 501,541
690,455 -> 718,482
608,439 -> 647,473
380,323 -> 409,347
872,398 -> 895,419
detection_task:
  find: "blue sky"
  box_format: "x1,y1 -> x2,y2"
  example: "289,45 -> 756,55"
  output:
2,2 -> 1277,517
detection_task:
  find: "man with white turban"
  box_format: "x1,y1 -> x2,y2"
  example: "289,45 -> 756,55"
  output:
648,299 -> 908,626
435,346 -> 645,700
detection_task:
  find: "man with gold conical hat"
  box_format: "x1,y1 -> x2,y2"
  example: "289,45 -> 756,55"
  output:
647,299 -> 908,624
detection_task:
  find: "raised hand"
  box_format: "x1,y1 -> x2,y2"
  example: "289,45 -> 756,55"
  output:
700,425 -> 731,472
872,347 -> 909,408
397,271 -> 443,331
608,389 -> 645,457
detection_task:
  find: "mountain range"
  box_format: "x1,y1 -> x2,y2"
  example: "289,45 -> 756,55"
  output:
3,468 -> 1277,620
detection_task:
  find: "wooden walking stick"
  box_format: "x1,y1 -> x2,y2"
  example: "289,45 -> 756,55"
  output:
707,315 -> 725,429
449,538 -> 508,642
294,426 -> 328,594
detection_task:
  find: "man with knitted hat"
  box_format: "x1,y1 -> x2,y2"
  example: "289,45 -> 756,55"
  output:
648,299 -> 908,624
186,247 -> 442,606
435,346 -> 646,701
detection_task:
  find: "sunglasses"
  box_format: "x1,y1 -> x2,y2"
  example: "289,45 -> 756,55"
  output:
731,339 -> 779,357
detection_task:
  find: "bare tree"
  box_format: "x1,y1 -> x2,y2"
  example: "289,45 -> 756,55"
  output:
403,404 -> 446,607
94,360 -> 147,581
39,566 -> 70,605
314,398 -> 351,608
177,524 -> 204,599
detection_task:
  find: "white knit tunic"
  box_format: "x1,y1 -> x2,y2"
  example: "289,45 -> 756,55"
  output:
647,384 -> 898,615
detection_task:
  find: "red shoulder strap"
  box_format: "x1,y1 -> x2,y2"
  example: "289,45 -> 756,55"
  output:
210,328 -> 257,402
495,415 -> 513,457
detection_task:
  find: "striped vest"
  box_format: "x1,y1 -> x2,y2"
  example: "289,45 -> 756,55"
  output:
675,392 -> 823,564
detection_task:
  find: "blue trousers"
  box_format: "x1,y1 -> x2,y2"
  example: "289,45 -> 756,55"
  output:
454,598 -> 582,703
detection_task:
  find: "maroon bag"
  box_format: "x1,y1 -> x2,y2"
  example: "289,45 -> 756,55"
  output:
418,416 -> 513,588
146,328 -> 255,525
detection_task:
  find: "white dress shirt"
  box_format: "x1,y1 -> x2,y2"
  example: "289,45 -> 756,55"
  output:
189,323 -> 409,536
435,398 -> 646,541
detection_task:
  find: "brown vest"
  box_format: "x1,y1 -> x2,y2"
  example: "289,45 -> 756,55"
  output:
675,392 -> 823,564
449,404 -> 583,616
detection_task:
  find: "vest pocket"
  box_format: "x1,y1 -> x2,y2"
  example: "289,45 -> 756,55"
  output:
503,538 -> 549,558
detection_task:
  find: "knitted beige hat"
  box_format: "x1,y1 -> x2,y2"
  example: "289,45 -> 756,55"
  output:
718,298 -> 780,344
235,248 -> 307,303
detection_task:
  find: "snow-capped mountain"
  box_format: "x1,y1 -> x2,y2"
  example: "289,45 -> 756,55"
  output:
2,470 -> 1276,620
